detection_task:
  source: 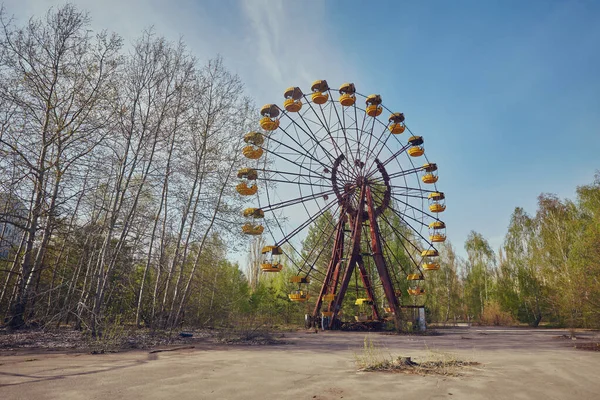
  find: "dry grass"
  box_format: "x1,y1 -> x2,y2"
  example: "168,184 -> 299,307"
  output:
478,301 -> 515,326
355,336 -> 480,376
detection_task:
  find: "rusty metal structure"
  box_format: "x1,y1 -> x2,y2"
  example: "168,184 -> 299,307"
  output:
237,80 -> 445,331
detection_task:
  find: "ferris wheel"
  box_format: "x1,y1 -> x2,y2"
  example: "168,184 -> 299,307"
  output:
236,80 -> 446,330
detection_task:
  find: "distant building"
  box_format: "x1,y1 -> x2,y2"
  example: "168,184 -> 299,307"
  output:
0,192 -> 26,259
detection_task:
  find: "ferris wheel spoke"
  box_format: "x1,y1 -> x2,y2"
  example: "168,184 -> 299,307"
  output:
382,199 -> 437,253
386,166 -> 425,179
262,130 -> 331,171
379,213 -> 422,254
304,158 -> 346,234
368,143 -> 411,177
370,188 -> 428,232
389,192 -> 429,200
389,192 -> 439,221
262,188 -> 338,212
326,103 -> 362,181
259,168 -> 328,182
365,113 -> 410,174
274,197 -> 339,245
362,113 -> 380,167
294,217 -> 340,280
379,213 -> 422,271
380,237 -> 412,277
300,102 -> 355,181
259,189 -> 329,283
283,106 -> 338,165
278,123 -> 334,169
326,89 -> 360,178
277,241 -> 334,284
389,185 -> 438,194
280,244 -> 329,282
256,176 -> 332,188
302,98 -> 345,159
259,144 -> 330,180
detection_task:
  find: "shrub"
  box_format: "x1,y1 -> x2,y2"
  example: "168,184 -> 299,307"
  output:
479,301 -> 515,326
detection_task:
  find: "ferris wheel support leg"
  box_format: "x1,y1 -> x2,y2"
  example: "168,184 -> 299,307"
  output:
312,217 -> 346,323
356,256 -> 381,321
328,187 -> 366,329
366,187 -> 403,332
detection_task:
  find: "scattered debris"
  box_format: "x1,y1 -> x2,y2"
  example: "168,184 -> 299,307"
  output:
0,327 -> 211,353
554,334 -> 580,340
216,330 -> 286,346
149,346 -> 195,354
575,342 -> 600,352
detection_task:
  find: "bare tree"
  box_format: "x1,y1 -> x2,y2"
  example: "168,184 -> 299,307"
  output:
0,5 -> 121,328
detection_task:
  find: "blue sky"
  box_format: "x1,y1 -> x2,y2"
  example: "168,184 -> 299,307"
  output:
7,0 -> 600,259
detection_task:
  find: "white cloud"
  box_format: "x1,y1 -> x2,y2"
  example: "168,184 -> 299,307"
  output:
238,0 -> 357,104
5,0 -> 357,106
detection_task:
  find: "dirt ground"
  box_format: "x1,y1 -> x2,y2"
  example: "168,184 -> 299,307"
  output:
1,326 -> 599,400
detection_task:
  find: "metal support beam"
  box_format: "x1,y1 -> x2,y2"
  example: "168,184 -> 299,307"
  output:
356,256 -> 380,320
328,185 -> 366,328
366,186 -> 402,331
312,215 -> 346,321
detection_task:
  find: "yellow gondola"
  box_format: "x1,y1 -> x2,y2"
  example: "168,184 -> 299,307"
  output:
421,249 -> 439,257
421,248 -> 440,271
244,131 -> 264,146
408,136 -> 424,157
261,263 -> 283,272
423,263 -> 441,271
236,182 -> 258,196
262,245 -> 283,255
430,203 -> 446,213
388,112 -> 406,134
407,273 -> 423,280
338,82 -> 356,106
422,162 -> 438,183
290,276 -> 310,284
428,191 -> 446,213
243,208 -> 264,218
311,80 -> 329,104
408,288 -> 425,296
322,293 -> 335,301
365,94 -> 382,117
260,103 -> 280,131
288,290 -> 309,302
283,86 -> 303,112
355,298 -> 374,322
430,234 -> 446,242
422,174 -> 438,183
242,145 -> 263,159
242,223 -> 264,235
260,116 -> 279,131
237,168 -> 258,180
429,220 -> 446,243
